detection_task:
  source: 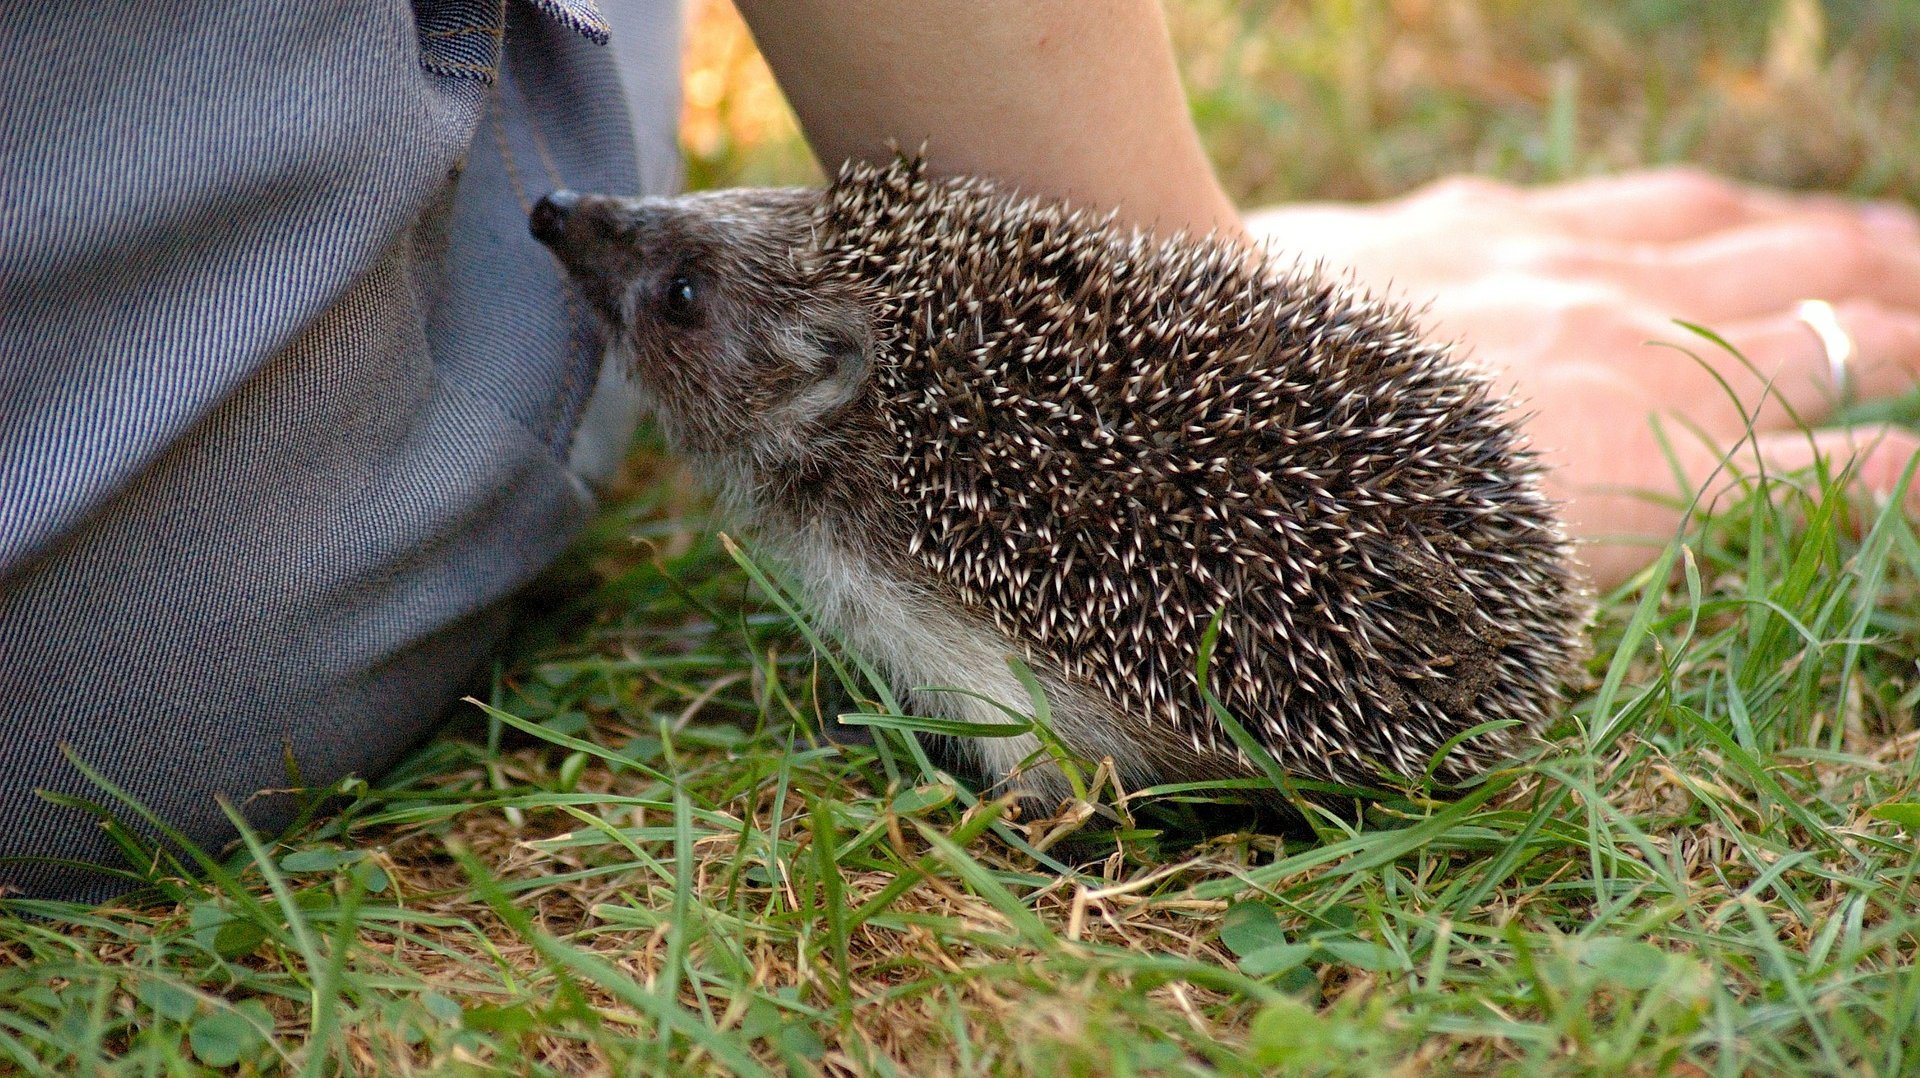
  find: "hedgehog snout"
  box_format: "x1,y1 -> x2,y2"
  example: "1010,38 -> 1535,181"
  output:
530,190 -> 645,261
531,190 -> 628,265
529,190 -> 580,247
530,191 -> 652,322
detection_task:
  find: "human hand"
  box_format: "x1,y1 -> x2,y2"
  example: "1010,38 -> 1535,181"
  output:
1247,170 -> 1920,589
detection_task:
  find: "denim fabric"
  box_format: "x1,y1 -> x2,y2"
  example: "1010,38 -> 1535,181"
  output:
0,0 -> 679,903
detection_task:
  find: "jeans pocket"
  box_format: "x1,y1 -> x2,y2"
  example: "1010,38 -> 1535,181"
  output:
412,0 -> 506,81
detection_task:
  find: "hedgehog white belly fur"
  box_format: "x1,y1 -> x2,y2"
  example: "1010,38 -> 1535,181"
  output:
766,518 -> 1140,793
530,156 -> 1586,807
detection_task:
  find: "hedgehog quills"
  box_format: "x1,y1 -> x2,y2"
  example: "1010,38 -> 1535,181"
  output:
531,156 -> 1586,807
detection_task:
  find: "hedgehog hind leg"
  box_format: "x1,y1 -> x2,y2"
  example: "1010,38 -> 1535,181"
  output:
901,664 -> 1141,814
769,530 -> 1154,812
793,559 -> 1128,805
917,723 -> 1064,816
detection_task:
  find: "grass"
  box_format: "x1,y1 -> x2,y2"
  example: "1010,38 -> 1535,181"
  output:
5,1 -> 1919,1073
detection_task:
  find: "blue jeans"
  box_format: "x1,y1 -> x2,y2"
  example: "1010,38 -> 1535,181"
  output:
0,0 -> 679,903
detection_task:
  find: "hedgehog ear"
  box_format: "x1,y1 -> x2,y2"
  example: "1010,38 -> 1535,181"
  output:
776,309 -> 872,427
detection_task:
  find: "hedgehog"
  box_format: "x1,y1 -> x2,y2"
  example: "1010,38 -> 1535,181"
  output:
529,155 -> 1585,809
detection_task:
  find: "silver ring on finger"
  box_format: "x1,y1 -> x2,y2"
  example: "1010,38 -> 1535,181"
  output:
1796,298 -> 1857,409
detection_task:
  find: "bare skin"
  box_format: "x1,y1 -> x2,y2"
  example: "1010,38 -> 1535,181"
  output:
737,1 -> 1920,589
1246,176 -> 1920,587
733,0 -> 1242,237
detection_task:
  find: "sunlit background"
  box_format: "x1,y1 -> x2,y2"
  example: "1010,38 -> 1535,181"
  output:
677,0 -> 1918,202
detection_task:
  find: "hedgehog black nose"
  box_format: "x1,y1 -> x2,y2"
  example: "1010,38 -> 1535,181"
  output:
529,190 -> 580,247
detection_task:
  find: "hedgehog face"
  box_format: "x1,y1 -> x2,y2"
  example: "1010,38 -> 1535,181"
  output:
531,188 -> 873,462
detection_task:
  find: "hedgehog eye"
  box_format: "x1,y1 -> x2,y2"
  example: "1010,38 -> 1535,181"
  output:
660,273 -> 700,325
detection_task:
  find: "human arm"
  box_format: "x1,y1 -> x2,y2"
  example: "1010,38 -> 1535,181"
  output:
732,0 -> 1242,238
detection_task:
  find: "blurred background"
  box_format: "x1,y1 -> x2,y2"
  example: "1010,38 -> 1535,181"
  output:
677,0 -> 1919,204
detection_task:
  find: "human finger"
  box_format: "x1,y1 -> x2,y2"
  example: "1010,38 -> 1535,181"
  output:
1675,300 -> 1920,429
1507,217 -> 1920,325
1751,425 -> 1920,512
1664,219 -> 1920,322
1525,167 -> 1920,245
1429,282 -> 1919,443
1525,168 -> 1784,243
